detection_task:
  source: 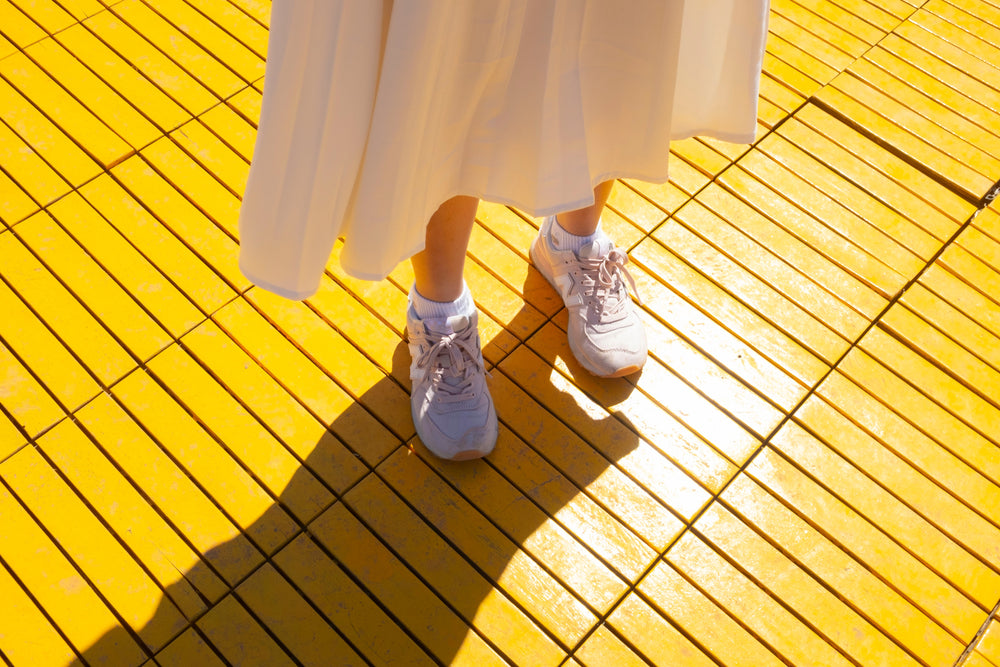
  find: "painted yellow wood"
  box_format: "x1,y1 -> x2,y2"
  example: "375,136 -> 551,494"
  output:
0,339 -> 65,441
78,175 -> 235,315
2,50 -> 132,168
720,166 -> 911,300
967,651 -> 1000,667
780,0 -> 887,46
392,443 -> 628,617
762,48 -> 825,100
39,409 -> 223,618
112,368 -> 299,556
786,106 -> 974,225
83,9 -> 216,116
225,84 -> 262,127
235,564 -> 367,666
226,0 -> 271,27
196,595 -> 295,666
793,389 -> 1000,607
632,237 -> 830,388
519,322 -> 743,493
274,534 -> 437,666
198,102 -> 256,163
607,593 -> 717,667
0,558 -> 78,667
724,473 -> 965,665
110,155 -> 247,292
881,305 -> 1000,422
753,133 -> 945,261
2,443 -> 187,652
25,37 -> 160,151
0,33 -> 15,60
653,214 -> 851,365
145,0 -> 264,83
696,503 -> 922,666
0,409 -> 25,462
52,23 -> 190,133
488,368 -> 685,549
817,79 -> 996,199
0,76 -> 100,187
18,206 -> 172,363
49,191 -> 203,338
141,136 -> 240,236
190,0 -> 269,59
170,118 -> 250,194
309,501 -> 510,666
148,341 -> 332,524
155,629 -> 226,667
861,326 -> 1000,448
765,30 -> 839,89
573,625 -> 650,667
180,315 -> 370,491
74,390 -> 258,592
902,282 -> 1000,378
0,457 -> 147,665
0,217 -> 136,385
349,464 -> 581,658
106,0 -> 242,100
747,446 -> 986,641
628,254 -> 808,410
0,1 -> 46,47
670,136 -> 733,178
979,620 -> 1000,665
958,226 -> 1000,278
5,0 -> 75,33
766,8 -> 857,73
0,171 -> 37,226
667,532 -> 855,667
211,295 -> 401,465
638,561 -> 786,667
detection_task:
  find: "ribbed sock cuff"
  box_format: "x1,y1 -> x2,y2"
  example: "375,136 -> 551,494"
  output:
409,282 -> 475,320
551,215 -> 604,253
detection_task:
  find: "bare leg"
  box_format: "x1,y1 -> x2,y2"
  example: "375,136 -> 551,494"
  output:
410,195 -> 479,302
555,180 -> 615,235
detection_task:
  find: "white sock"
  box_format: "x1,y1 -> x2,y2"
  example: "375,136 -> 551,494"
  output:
551,215 -> 604,253
409,283 -> 475,320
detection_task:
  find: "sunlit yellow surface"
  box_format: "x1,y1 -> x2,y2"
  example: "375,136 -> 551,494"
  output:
1,1 -> 999,665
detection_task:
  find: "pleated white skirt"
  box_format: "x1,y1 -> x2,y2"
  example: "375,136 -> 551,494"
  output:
239,0 -> 770,299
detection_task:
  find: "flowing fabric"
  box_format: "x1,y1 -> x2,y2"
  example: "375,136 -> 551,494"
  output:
239,0 -> 771,299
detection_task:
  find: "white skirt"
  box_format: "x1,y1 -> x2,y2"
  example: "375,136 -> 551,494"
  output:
239,0 -> 770,299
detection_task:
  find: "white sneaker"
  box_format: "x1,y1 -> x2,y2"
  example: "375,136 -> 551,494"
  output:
406,306 -> 497,460
530,215 -> 647,377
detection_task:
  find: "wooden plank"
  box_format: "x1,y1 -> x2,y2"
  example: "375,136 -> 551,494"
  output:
40,410 -> 225,617
147,341 -> 332,525
606,593 -> 716,667
0,409 -> 26,463
696,503 -> 922,666
573,625 -> 650,667
346,470 -> 573,663
48,191 -> 203,339
196,594 -> 295,666
667,531 -> 856,667
2,444 -> 187,653
78,174 -> 236,316
17,207 -> 172,364
274,534 -> 436,666
309,502 -> 509,666
235,564 -> 366,667
637,561 -> 786,667
0,558 -> 78,667
0,218 -> 136,386
169,117 -> 249,194
155,629 -> 225,667
180,315 -> 370,491
75,391 -> 261,590
0,460 -> 147,665
0,339 -> 65,441
0,171 -> 37,227
746,446 -> 985,641
794,389 -> 1000,605
113,368 -> 300,556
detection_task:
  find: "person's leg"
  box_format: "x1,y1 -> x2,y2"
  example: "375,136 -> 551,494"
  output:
407,195 -> 496,461
410,195 -> 479,302
555,179 -> 614,235
531,179 -> 647,377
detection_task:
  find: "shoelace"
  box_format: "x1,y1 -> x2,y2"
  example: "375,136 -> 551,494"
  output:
574,248 -> 642,322
412,326 -> 488,403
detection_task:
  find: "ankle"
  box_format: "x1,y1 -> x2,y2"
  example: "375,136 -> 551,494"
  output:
550,215 -> 604,253
409,282 -> 475,320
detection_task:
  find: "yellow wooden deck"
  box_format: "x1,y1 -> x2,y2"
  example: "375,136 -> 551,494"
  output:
1,1 -> 999,665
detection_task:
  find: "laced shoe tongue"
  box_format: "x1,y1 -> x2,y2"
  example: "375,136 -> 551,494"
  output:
424,315 -> 474,389
577,237 -> 614,260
